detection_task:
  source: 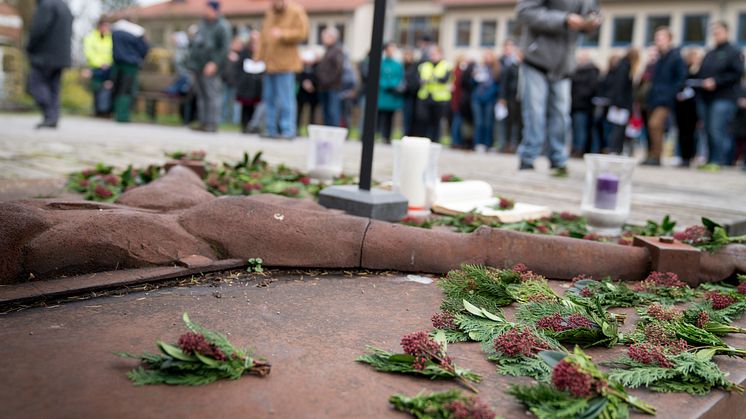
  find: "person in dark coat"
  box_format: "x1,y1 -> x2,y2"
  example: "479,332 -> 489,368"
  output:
570,51 -> 600,157
111,17 -> 150,123
605,48 -> 638,155
695,21 -> 745,168
236,32 -> 264,133
25,0 -> 73,129
297,51 -> 319,131
498,39 -> 522,153
733,84 -> 746,170
316,27 -> 345,127
675,49 -> 702,167
402,50 -> 421,136
644,26 -> 686,166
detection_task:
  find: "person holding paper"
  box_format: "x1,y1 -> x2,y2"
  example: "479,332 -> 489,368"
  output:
695,21 -> 745,169
642,26 -> 686,166
236,31 -> 264,134
604,48 -> 639,155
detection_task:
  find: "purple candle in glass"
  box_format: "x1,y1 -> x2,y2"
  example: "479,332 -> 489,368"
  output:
595,173 -> 619,210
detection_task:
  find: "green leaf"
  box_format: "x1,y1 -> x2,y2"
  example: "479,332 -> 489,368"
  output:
463,299 -> 483,316
195,352 -> 220,367
695,348 -> 717,361
157,341 -> 195,362
539,351 -> 567,368
702,217 -> 722,233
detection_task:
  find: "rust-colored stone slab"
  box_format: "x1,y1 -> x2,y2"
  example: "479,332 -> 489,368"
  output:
0,276 -> 744,418
117,166 -> 215,211
0,202 -> 50,284
24,211 -> 216,280
178,196 -> 369,268
633,236 -> 701,285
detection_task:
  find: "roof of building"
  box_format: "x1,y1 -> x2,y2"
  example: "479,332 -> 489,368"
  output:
127,0 -> 371,21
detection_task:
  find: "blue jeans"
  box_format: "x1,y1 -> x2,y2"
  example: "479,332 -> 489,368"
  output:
472,99 -> 496,148
221,85 -> 240,125
451,112 -> 463,146
263,73 -> 297,137
700,99 -> 737,165
571,110 -> 590,154
319,90 -> 342,127
518,64 -> 570,167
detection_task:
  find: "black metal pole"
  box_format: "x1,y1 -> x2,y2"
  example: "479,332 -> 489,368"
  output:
358,0 -> 387,191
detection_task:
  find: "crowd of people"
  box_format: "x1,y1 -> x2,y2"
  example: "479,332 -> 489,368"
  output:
25,0 -> 746,172
570,22 -> 745,170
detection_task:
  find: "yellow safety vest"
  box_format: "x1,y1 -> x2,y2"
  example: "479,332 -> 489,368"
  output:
83,30 -> 113,69
417,60 -> 452,102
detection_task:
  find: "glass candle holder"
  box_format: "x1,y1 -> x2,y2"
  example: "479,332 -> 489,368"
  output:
307,125 -> 348,180
393,137 -> 441,216
581,154 -> 636,236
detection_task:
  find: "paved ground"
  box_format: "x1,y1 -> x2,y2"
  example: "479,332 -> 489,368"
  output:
1,114 -> 745,227
2,273 -> 745,419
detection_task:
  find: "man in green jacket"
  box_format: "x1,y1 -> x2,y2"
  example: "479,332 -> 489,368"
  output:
187,1 -> 232,133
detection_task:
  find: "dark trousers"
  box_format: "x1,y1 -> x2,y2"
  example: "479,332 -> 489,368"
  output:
112,62 -> 139,123
378,110 -> 395,143
403,95 -> 417,136
675,98 -> 698,163
417,99 -> 447,142
241,104 -> 256,132
27,66 -> 62,124
297,98 -> 318,129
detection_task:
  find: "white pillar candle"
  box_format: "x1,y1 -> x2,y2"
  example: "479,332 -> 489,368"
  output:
398,136 -> 432,211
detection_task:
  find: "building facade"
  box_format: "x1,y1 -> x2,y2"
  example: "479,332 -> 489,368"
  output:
132,0 -> 746,69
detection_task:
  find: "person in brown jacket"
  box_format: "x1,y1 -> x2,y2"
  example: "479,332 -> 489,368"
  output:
258,0 -> 309,139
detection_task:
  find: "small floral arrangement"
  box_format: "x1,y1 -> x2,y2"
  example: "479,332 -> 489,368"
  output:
491,197 -> 515,211
165,150 -> 207,161
635,272 -> 695,304
116,313 -> 270,386
606,345 -> 743,395
509,347 -> 656,419
390,389 -> 499,419
357,330 -> 481,392
441,174 -> 464,183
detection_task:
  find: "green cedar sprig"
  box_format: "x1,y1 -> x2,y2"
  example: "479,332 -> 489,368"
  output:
390,390 -> 500,419
508,347 -> 656,419
517,300 -> 624,348
566,279 -> 646,308
437,264 -> 520,314
357,331 -> 482,393
115,313 -> 270,386
696,218 -> 746,252
683,300 -> 746,330
606,348 -> 743,395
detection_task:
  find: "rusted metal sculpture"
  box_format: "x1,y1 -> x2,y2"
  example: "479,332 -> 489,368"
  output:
1,167 -> 744,285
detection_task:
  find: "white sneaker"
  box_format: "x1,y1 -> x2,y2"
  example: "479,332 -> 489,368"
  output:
475,144 -> 487,154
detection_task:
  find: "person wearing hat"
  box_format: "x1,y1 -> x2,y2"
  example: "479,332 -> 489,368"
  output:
187,1 -> 232,133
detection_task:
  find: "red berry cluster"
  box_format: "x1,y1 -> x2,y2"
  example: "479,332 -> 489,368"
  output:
628,343 -> 674,368
551,359 -> 599,398
708,292 -> 736,310
642,272 -> 686,289
536,313 -> 595,332
177,332 -> 227,361
498,197 -> 515,210
511,263 -> 543,282
559,212 -> 579,221
642,324 -> 688,353
400,331 -> 451,370
431,311 -> 457,330
580,287 -> 594,298
737,282 -> 746,295
696,311 -> 710,328
93,184 -> 113,198
673,225 -> 711,245
645,304 -> 681,322
445,397 -> 496,419
493,328 -> 547,357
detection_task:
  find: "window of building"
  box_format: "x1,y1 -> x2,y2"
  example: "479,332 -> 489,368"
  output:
506,19 -> 521,41
480,20 -> 497,47
682,14 -> 708,45
455,20 -> 471,47
646,15 -> 671,45
395,16 -> 441,48
738,13 -> 746,46
612,16 -> 635,47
